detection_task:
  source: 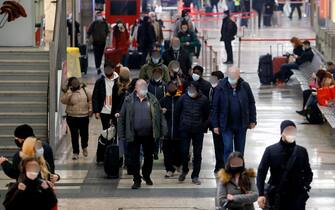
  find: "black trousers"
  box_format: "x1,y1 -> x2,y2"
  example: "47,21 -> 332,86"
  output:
212,131 -> 224,172
66,116 -> 89,154
302,89 -> 313,109
93,42 -> 106,69
224,40 -> 233,62
128,136 -> 155,182
162,139 -> 181,172
180,131 -> 204,179
255,9 -> 262,28
100,113 -> 112,130
290,4 -> 302,19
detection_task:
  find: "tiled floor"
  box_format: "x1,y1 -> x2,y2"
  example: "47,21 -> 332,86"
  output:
1,11 -> 335,210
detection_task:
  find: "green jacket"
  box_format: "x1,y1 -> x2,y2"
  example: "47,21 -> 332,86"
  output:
177,30 -> 200,55
139,59 -> 170,83
118,92 -> 167,142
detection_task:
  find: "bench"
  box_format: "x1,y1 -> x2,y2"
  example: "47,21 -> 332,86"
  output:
291,49 -> 335,129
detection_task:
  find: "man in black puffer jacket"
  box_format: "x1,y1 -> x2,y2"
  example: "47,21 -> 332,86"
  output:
175,82 -> 210,185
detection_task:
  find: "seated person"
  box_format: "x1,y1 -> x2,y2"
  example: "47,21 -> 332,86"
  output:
326,61 -> 335,79
290,37 -> 304,57
274,40 -> 314,84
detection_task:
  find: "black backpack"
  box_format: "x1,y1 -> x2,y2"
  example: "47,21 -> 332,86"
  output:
92,21 -> 108,43
306,103 -> 324,124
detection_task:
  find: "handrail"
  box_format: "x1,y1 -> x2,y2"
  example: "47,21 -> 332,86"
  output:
198,30 -> 219,73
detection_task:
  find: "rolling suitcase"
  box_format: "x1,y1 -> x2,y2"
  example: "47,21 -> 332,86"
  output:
258,53 -> 273,85
96,135 -> 109,163
79,45 -> 88,74
104,140 -> 120,178
263,15 -> 272,26
272,44 -> 287,75
128,50 -> 142,69
104,47 -> 122,65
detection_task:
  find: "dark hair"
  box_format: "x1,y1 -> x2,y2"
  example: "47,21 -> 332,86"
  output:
14,124 -> 34,139
181,9 -> 190,17
181,20 -> 189,26
327,61 -> 334,66
303,40 -> 311,46
211,71 -> 224,80
225,152 -> 251,194
316,69 -> 327,87
193,65 -> 204,75
104,62 -> 116,68
189,81 -> 200,92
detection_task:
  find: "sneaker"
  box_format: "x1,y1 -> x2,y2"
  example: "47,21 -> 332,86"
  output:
142,177 -> 153,185
192,177 -> 202,185
165,171 -> 174,178
178,173 -> 187,182
175,166 -> 181,173
223,61 -> 233,64
83,148 -> 88,157
296,110 -> 307,116
72,154 -> 79,160
131,182 -> 141,189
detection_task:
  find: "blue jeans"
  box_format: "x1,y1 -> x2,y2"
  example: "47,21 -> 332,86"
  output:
222,128 -> 247,163
180,131 -> 204,178
275,63 -> 299,82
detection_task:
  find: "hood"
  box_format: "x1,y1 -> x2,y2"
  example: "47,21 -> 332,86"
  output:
218,168 -> 256,184
104,71 -> 119,81
148,58 -> 164,66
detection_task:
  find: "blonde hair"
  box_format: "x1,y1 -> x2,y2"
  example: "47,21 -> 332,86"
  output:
20,137 -> 51,180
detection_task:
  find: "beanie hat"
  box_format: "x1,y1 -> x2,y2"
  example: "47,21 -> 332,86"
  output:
119,67 -> 130,81
280,120 -> 296,134
14,124 -> 34,139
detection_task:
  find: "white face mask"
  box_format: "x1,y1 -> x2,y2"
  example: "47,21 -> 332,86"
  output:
173,68 -> 180,73
228,77 -> 238,85
138,88 -> 148,97
285,135 -> 296,143
211,82 -> 218,88
96,16 -> 103,21
26,171 -> 39,180
192,73 -> 200,81
152,58 -> 160,64
188,90 -> 196,98
36,147 -> 44,158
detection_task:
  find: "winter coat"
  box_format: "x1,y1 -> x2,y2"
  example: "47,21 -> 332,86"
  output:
87,20 -> 109,45
112,28 -> 130,56
148,79 -> 166,101
139,59 -> 170,83
92,73 -> 123,115
137,22 -> 156,51
177,30 -> 200,56
118,92 -> 167,142
159,94 -> 181,140
61,87 -> 92,118
174,17 -> 195,36
162,48 -> 192,76
257,140 -> 313,198
184,77 -> 212,99
3,178 -> 57,210
217,169 -> 258,210
295,48 -> 314,66
252,0 -> 265,11
175,93 -> 210,133
293,45 -> 304,57
220,17 -> 238,42
211,78 -> 257,131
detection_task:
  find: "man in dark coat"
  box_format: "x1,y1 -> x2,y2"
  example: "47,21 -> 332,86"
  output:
176,82 -> 210,185
162,37 -> 192,78
220,10 -> 237,64
211,67 -> 257,164
188,65 -> 212,99
257,120 -> 313,210
252,0 -> 265,28
137,16 -> 157,66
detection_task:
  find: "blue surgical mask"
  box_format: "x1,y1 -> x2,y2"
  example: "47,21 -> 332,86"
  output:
192,73 -> 200,81
228,77 -> 238,85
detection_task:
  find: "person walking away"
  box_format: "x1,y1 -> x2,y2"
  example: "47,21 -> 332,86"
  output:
87,12 -> 110,75
252,0 -> 265,28
118,79 -> 167,189
3,157 -> 58,210
289,0 -> 303,20
257,120 -> 313,210
274,40 -> 314,84
211,67 -> 257,164
0,125 -> 56,181
61,77 -> 92,160
176,82 -> 210,185
112,20 -> 130,66
137,16 -> 157,66
177,21 -> 200,64
92,63 -> 121,132
217,152 -> 258,210
220,10 -> 237,64
162,37 -> 192,78
139,50 -> 170,82
209,71 -> 225,174
160,81 -> 182,178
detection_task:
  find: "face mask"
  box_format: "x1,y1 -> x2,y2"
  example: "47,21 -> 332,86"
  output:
26,171 -> 39,180
152,58 -> 160,64
96,16 -> 103,21
36,147 -> 44,158
228,77 -> 238,85
138,88 -> 148,97
15,139 -> 23,148
154,77 -> 162,83
211,82 -> 218,88
229,166 -> 244,174
187,90 -> 197,98
192,73 -> 200,81
285,135 -> 296,143
172,46 -> 180,51
117,23 -> 123,28
173,68 -> 180,73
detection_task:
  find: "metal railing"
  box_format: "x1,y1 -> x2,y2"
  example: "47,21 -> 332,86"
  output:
198,30 -> 219,75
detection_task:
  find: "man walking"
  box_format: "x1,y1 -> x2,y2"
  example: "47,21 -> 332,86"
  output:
220,10 -> 237,64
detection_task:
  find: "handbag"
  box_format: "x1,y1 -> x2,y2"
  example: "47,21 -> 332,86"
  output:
263,146 -> 299,210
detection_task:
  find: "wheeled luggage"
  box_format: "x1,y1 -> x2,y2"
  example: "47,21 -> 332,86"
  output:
104,143 -> 120,178
258,54 -> 273,85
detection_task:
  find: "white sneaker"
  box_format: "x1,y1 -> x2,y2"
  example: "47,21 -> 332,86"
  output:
164,171 -> 174,178
72,154 -> 79,160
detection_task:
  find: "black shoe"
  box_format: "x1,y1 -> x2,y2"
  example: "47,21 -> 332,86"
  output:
142,177 -> 153,185
131,181 -> 141,189
223,61 -> 233,64
296,110 -> 307,116
154,154 -> 159,160
97,68 -> 102,75
178,173 -> 187,182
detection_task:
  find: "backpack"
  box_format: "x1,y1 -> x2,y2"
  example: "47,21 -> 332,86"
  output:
92,21 -> 108,42
306,103 -> 324,124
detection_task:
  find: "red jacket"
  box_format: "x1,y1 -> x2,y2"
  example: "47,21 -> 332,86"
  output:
112,30 -> 130,56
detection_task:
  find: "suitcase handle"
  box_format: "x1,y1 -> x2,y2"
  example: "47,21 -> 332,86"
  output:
270,44 -> 284,56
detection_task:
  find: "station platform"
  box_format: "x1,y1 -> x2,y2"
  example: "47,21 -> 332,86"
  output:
1,9 -> 335,210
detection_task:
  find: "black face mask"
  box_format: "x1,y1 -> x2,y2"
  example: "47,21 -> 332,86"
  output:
229,166 -> 244,175
15,139 -> 23,148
